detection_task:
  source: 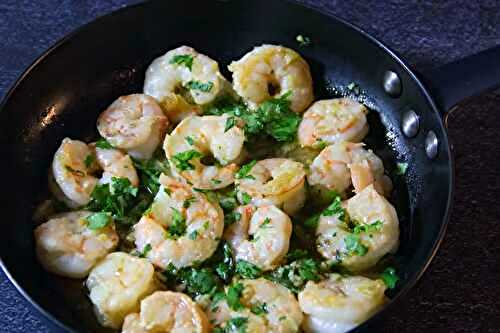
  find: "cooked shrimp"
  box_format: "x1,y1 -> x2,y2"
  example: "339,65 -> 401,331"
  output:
94,146 -> 139,187
229,44 -> 314,113
122,291 -> 210,333
224,205 -> 292,271
164,115 -> 245,190
51,138 -> 99,207
86,252 -> 158,329
236,158 -> 306,215
144,46 -> 228,123
298,274 -> 387,333
97,94 -> 168,159
134,174 -> 224,269
298,98 -> 369,147
208,278 -> 303,333
34,211 -> 118,278
316,185 -> 399,272
308,142 -> 392,196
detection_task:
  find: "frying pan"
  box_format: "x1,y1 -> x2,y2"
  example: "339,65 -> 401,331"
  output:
1,0 -> 499,332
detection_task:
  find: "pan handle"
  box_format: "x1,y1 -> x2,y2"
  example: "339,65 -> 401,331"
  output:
419,45 -> 500,113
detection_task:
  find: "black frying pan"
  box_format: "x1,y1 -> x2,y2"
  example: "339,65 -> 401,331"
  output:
1,0 -> 499,332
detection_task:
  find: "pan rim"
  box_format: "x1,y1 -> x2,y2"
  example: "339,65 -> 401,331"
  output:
0,0 -> 455,332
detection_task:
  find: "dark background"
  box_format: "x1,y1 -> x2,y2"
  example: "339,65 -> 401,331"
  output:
1,0 -> 499,332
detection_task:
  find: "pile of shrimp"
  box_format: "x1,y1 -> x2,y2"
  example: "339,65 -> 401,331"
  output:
34,44 -> 401,333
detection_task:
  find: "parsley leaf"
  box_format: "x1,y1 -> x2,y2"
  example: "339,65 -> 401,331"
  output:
86,212 -> 112,230
304,213 -> 320,229
226,283 -> 245,311
257,92 -> 300,142
132,156 -> 170,195
322,195 -> 346,221
240,192 -> 252,205
185,136 -> 195,145
224,116 -> 236,132
224,211 -> 242,226
266,258 -> 321,293
185,80 -> 213,92
381,267 -> 399,289
95,138 -> 113,149
181,267 -> 218,296
236,260 -> 262,279
84,154 -> 95,168
166,207 -> 186,238
139,243 -> 152,258
171,150 -> 202,171
235,160 -> 256,180
188,230 -> 198,240
250,302 -> 268,315
353,220 -> 383,234
215,242 -> 235,283
169,54 -> 194,70
344,234 -> 368,256
183,197 -> 197,209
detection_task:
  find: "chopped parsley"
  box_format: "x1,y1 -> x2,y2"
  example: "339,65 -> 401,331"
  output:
84,154 -> 95,168
226,282 -> 245,310
171,150 -> 202,171
260,217 -> 271,229
185,136 -> 195,145
235,160 -> 257,180
296,34 -> 311,47
224,211 -> 242,226
224,116 -> 237,132
169,54 -> 194,70
188,230 -> 198,240
211,178 -> 222,185
132,156 -> 170,195
344,233 -> 368,256
240,192 -> 252,205
166,207 -> 186,238
250,302 -> 268,315
139,243 -> 152,258
185,80 -> 214,92
214,242 -> 235,283
266,258 -> 321,292
95,138 -> 113,149
236,260 -> 262,279
396,162 -> 408,176
85,212 -> 112,230
322,195 -> 346,221
183,197 -> 197,208
381,267 -> 399,289
353,220 -> 383,234
181,267 -> 218,296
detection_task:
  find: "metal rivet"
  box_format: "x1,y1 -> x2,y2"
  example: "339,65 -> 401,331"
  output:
401,110 -> 419,138
425,130 -> 439,159
383,71 -> 402,97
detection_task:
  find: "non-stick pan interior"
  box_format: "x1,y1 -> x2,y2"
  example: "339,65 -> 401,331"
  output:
0,1 -> 452,331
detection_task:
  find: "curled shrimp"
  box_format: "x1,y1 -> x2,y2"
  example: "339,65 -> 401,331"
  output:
236,158 -> 306,215
122,291 -> 210,333
97,94 -> 168,159
298,98 -> 369,147
298,274 -> 387,333
86,252 -> 158,329
164,115 -> 245,190
208,278 -> 303,333
133,174 -> 224,269
229,44 -> 314,113
34,211 -> 118,278
144,46 -> 229,124
316,185 -> 399,272
224,205 -> 292,271
308,142 -> 392,196
51,138 -> 139,207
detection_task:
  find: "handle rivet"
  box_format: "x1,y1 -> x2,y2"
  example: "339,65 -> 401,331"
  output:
425,130 -> 439,159
401,110 -> 419,138
383,70 -> 402,97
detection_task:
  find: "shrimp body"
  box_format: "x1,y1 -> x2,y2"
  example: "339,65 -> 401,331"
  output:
95,146 -> 139,187
224,205 -> 292,271
144,46 -> 227,124
308,142 -> 392,196
298,98 -> 368,147
86,252 -> 158,329
298,274 -> 387,333
208,278 -> 303,333
97,94 -> 168,159
52,138 -> 99,207
34,211 -> 118,278
164,115 -> 245,190
316,185 -> 399,272
236,158 -> 306,215
229,44 -> 314,113
134,174 -> 224,269
122,291 -> 210,333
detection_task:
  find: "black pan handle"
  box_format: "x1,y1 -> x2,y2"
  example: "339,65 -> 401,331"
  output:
419,45 -> 500,113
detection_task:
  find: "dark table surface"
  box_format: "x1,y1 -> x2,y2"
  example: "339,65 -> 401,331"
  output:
1,0 -> 499,332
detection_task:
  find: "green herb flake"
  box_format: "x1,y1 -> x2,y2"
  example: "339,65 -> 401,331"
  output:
241,192 -> 252,205
381,267 -> 399,289
185,80 -> 214,92
235,160 -> 257,180
236,260 -> 262,279
396,162 -> 408,176
216,316 -> 248,333
344,234 -> 368,256
260,217 -> 271,229
86,212 -> 112,230
171,150 -> 202,171
84,155 -> 95,168
322,194 -> 346,221
225,211 -> 242,226
296,34 -> 311,47
95,138 -> 113,149
211,178 -> 222,185
226,283 -> 245,310
304,213 -> 320,229
188,230 -> 198,240
185,136 -> 195,145
353,220 -> 384,234
166,207 -> 187,238
250,302 -> 268,315
169,54 -> 194,70
139,243 -> 152,258
183,197 -> 197,208
224,116 -> 237,133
